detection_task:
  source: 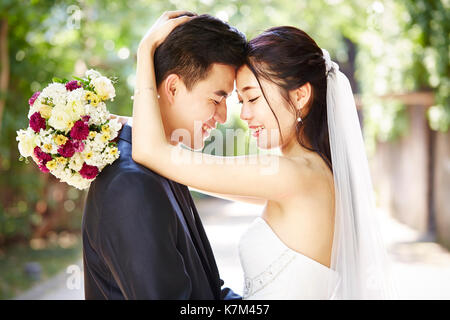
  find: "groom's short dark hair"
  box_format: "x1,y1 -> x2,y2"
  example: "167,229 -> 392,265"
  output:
154,14 -> 247,90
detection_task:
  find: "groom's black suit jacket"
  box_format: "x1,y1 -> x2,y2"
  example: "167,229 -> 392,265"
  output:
82,124 -> 240,300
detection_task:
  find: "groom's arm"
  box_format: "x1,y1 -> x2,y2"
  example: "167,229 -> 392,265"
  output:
98,171 -> 192,299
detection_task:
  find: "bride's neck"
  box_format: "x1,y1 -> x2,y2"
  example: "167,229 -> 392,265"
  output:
280,135 -> 314,160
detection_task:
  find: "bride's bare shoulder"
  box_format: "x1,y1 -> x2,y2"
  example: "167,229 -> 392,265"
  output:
288,152 -> 334,196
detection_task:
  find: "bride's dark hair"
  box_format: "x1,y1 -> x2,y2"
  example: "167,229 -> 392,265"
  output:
246,26 -> 332,171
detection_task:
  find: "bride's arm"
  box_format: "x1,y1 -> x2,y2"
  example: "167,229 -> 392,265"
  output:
188,187 -> 267,206
132,12 -> 317,201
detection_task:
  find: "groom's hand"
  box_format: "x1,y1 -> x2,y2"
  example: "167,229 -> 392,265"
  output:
138,10 -> 196,55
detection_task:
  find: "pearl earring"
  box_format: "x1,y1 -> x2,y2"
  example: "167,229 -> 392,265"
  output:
297,105 -> 303,124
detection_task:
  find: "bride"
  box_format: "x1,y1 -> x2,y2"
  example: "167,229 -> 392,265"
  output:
130,12 -> 397,299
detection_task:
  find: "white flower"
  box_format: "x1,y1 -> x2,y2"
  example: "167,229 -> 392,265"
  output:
85,69 -> 101,80
41,83 -> 67,106
70,174 -> 91,190
28,99 -> 42,119
107,118 -> 122,140
16,128 -> 38,157
91,76 -> 115,100
66,87 -> 86,121
48,104 -> 74,132
85,102 -> 109,125
68,152 -> 84,171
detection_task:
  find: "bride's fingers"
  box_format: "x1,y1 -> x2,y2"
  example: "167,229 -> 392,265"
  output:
117,117 -> 128,126
164,10 -> 197,19
151,15 -> 195,46
168,14 -> 195,28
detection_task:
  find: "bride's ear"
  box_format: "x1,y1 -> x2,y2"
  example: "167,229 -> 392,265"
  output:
291,82 -> 312,112
163,74 -> 180,104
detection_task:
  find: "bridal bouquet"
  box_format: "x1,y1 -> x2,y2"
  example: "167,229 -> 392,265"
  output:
16,69 -> 122,190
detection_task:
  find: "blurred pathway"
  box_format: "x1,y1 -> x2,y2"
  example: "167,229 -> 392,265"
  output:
15,198 -> 450,299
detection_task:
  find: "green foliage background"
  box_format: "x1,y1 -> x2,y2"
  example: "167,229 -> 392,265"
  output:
0,0 -> 448,244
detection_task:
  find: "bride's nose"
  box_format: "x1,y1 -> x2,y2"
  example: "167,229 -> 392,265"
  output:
240,103 -> 252,122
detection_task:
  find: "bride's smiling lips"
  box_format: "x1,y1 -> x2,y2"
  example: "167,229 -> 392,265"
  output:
248,124 -> 265,137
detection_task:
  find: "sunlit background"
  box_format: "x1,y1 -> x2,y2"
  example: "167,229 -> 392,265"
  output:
0,0 -> 449,299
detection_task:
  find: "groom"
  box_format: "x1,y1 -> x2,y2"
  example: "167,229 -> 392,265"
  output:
82,14 -> 247,299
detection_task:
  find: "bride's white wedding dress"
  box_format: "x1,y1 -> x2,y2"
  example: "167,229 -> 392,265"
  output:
239,217 -> 340,300
236,50 -> 397,299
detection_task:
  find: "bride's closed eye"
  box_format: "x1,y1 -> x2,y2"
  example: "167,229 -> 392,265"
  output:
238,96 -> 260,105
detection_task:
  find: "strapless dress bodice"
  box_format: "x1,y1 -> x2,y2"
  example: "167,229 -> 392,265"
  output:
238,217 -> 339,299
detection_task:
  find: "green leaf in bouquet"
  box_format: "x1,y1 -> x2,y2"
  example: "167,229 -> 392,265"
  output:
73,76 -> 85,82
52,77 -> 63,83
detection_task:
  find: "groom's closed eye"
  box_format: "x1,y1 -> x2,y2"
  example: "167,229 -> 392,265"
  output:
214,90 -> 231,99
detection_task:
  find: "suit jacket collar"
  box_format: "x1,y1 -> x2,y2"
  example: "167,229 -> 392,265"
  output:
167,180 -> 221,299
119,123 -> 132,144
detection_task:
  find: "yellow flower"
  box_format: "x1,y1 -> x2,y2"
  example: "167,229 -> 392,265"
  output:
101,124 -> 110,133
56,157 -> 67,165
85,91 -> 94,100
67,121 -> 74,131
46,159 -> 57,171
84,151 -> 93,160
91,95 -> 100,107
88,131 -> 97,139
39,104 -> 53,119
42,143 -> 53,153
54,134 -> 68,146
109,147 -> 118,156
100,132 -> 110,143
85,91 -> 99,106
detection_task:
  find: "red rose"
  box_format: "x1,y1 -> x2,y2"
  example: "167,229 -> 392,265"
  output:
79,163 -> 99,179
58,140 -> 75,158
29,112 -> 46,133
70,120 -> 89,141
65,80 -> 81,91
33,146 -> 52,164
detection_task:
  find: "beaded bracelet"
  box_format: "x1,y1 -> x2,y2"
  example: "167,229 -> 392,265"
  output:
131,87 -> 160,100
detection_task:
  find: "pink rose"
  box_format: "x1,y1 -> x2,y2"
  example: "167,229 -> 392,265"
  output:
72,140 -> 85,153
28,91 -> 41,106
38,163 -> 50,173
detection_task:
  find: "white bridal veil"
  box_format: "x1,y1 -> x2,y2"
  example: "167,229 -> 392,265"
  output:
322,49 -> 398,299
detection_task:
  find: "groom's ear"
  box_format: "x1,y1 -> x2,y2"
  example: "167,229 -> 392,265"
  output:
164,74 -> 181,104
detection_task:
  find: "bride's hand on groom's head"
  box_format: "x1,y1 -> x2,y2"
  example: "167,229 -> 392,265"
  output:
138,10 -> 197,55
